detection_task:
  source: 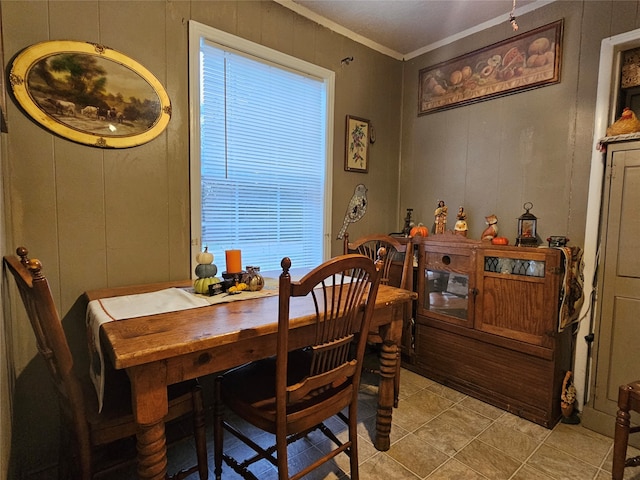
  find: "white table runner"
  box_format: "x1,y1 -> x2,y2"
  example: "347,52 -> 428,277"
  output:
86,280 -> 281,412
87,288 -> 210,412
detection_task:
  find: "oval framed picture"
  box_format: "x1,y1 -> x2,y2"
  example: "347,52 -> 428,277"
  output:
9,40 -> 171,148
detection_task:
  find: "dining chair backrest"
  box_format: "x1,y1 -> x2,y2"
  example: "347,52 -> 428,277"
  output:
3,248 -> 88,432
3,247 -> 96,476
343,233 -> 419,409
277,254 -> 382,408
343,233 -> 414,291
214,253 -> 382,480
3,247 -> 209,480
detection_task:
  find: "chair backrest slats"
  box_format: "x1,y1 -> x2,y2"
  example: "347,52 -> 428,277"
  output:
343,233 -> 414,292
278,254 -> 381,408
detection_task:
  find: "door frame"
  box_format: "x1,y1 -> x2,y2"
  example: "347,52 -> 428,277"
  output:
576,27 -> 640,410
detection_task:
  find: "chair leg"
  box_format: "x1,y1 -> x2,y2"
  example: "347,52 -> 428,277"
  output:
72,424 -> 93,480
213,377 -> 223,480
57,422 -> 71,480
613,385 -> 632,480
276,423 -> 289,480
191,385 -> 209,480
348,402 -> 359,480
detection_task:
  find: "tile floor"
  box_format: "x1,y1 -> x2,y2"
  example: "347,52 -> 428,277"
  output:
107,365 -> 640,480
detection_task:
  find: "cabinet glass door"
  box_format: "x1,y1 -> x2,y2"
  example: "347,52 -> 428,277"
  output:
417,245 -> 476,328
424,269 -> 469,320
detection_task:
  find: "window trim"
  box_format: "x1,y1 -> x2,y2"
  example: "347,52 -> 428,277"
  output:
188,20 -> 335,272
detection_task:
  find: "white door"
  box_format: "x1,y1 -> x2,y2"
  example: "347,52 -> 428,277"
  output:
583,142 -> 640,442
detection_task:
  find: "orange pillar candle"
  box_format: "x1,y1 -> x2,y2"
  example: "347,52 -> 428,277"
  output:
225,249 -> 242,273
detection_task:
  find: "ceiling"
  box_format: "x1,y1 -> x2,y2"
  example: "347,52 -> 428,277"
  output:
276,0 -> 551,60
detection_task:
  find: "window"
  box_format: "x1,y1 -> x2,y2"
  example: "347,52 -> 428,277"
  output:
189,21 -> 335,273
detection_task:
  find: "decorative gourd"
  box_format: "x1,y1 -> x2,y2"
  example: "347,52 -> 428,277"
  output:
194,276 -> 220,294
195,246 -> 214,265
228,283 -> 248,293
195,263 -> 218,278
491,236 -> 509,245
410,223 -> 429,237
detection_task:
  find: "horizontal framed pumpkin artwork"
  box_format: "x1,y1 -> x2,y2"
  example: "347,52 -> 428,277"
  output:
9,40 -> 171,148
418,19 -> 564,115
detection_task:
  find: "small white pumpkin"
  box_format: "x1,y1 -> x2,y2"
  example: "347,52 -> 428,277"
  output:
195,246 -> 214,264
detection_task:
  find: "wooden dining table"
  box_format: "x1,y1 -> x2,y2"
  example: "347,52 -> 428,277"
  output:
85,276 -> 416,480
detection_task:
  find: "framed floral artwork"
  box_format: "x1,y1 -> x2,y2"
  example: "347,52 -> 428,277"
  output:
344,115 -> 370,173
9,40 -> 171,148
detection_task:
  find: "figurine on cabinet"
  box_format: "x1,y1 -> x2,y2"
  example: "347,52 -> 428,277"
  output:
454,206 -> 468,237
481,214 -> 499,241
402,208 -> 415,237
434,200 -> 448,234
606,107 -> 640,136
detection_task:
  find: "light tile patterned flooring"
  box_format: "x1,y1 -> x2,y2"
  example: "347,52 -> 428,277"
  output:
113,365 -> 640,480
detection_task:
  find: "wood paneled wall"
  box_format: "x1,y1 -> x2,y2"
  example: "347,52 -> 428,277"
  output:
1,1 -> 402,476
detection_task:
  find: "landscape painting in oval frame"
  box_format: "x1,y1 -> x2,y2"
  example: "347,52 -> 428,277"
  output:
9,40 -> 171,148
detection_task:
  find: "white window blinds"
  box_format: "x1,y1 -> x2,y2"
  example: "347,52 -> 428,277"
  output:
194,32 -> 331,272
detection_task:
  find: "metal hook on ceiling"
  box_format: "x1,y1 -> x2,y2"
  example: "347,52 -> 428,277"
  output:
509,0 -> 519,31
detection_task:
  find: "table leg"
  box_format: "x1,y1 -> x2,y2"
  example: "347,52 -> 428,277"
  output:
375,339 -> 397,451
136,421 -> 168,480
374,309 -> 402,451
129,365 -> 169,480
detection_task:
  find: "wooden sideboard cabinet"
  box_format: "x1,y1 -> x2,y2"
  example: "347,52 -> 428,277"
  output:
403,233 -> 571,428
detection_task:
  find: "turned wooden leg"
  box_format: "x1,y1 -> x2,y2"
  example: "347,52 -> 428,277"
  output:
394,349 -> 401,408
129,365 -> 169,480
613,385 -> 632,480
136,421 -> 168,480
375,340 -> 397,451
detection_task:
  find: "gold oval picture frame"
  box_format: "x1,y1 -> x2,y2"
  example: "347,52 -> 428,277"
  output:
9,40 -> 171,148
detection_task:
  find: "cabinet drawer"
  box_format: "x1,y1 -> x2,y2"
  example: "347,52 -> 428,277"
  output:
424,251 -> 471,274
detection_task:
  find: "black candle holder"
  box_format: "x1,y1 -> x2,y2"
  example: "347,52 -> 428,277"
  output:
222,271 -> 245,283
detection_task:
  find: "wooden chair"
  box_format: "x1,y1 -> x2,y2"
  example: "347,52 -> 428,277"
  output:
343,233 -> 414,291
613,380 -> 640,480
343,233 -> 416,406
213,254 -> 382,480
3,247 -> 209,480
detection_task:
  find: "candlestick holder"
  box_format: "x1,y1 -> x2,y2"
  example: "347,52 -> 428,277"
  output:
222,271 -> 246,284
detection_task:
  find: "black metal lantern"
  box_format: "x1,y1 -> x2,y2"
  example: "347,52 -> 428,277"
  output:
516,202 -> 538,246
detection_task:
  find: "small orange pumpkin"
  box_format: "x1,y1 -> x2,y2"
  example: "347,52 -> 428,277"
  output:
410,223 -> 429,237
491,236 -> 509,245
